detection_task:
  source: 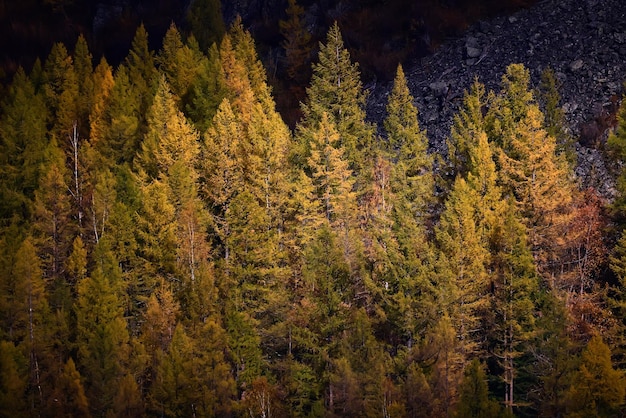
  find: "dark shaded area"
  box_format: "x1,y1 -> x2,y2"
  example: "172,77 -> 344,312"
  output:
1,0 -> 536,82
0,0 -> 187,79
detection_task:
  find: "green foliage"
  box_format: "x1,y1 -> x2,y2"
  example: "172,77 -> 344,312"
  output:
186,0 -> 225,53
0,23 -> 622,418
298,22 -> 374,174
539,67 -> 575,165
455,359 -> 504,418
566,335 -> 626,417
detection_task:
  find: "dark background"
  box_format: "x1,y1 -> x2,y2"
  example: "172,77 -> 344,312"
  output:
0,0 -> 536,81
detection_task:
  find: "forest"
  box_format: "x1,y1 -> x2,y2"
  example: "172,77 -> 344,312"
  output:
1,5 -> 626,417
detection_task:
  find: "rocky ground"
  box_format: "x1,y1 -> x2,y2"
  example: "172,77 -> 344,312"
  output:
367,0 -> 626,198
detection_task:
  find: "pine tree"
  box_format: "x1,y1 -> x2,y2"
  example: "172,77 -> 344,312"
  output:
297,21 -> 374,174
156,23 -> 202,105
538,67 -> 574,165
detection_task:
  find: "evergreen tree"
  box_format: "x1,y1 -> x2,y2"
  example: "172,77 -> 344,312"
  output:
185,42 -> 227,133
455,359 -> 503,418
297,21 -> 374,174
186,0 -> 225,53
0,68 -> 49,219
75,240 -> 131,415
156,23 -> 202,105
538,67 -> 574,165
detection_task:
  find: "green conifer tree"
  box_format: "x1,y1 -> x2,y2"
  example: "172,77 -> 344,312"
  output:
297,22 -> 374,174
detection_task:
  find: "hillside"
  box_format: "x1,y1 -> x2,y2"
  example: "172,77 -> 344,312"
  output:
368,0 -> 626,197
1,0 -> 626,416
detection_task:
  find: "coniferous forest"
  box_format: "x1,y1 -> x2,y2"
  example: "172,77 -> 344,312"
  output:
3,9 -> 626,418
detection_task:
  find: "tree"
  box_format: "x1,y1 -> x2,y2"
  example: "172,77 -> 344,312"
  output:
446,79 -> 487,183
186,0 -> 225,53
297,21 -> 374,174
455,359 -> 503,418
136,75 -> 199,183
185,42 -> 226,133
156,23 -> 202,105
75,240 -> 131,415
497,104 -> 574,274
307,112 -> 356,231
566,335 -> 626,417
149,324 -> 196,417
489,200 -> 539,413
608,90 -> 626,224
0,340 -> 28,416
384,64 -> 433,218
46,357 -> 89,417
72,34 -> 94,140
435,177 -> 490,361
538,67 -> 574,165
279,0 -> 313,86
8,237 -> 53,414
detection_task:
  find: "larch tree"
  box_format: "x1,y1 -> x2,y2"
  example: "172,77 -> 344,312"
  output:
435,176 -> 490,369
381,64 -> 437,347
566,335 -> 626,417
75,239 -> 133,416
491,64 -> 575,279
156,23 -> 202,106
447,79 -> 487,183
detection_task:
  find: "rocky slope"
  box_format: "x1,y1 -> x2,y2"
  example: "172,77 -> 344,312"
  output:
367,0 -> 626,198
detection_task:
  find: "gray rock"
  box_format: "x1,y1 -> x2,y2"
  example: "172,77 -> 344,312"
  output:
466,46 -> 482,58
366,0 -> 626,201
429,81 -> 449,97
569,59 -> 584,71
